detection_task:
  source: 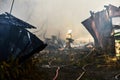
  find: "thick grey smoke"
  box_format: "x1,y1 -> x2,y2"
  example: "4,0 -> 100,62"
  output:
0,0 -> 119,42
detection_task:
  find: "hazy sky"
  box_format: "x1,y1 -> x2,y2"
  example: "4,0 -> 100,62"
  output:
0,0 -> 120,42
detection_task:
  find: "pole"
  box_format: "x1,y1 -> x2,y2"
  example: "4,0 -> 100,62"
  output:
10,0 -> 15,14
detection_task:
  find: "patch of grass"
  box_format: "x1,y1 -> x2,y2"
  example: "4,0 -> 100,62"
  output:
0,58 -> 49,80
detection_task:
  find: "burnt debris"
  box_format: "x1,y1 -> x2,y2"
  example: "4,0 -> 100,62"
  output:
44,35 -> 64,51
82,4 -> 120,55
0,12 -> 47,62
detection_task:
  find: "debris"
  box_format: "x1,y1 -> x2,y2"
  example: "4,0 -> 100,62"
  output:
0,12 -> 47,62
82,4 -> 120,54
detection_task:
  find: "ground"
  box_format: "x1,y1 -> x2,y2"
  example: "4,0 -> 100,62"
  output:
0,49 -> 120,80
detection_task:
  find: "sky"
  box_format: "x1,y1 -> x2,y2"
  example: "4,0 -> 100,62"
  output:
0,0 -> 120,42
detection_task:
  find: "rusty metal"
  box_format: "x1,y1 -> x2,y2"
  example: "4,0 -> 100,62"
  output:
82,4 -> 120,54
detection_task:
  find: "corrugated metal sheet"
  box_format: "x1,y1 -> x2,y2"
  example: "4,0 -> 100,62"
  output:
82,4 -> 119,54
0,12 -> 47,62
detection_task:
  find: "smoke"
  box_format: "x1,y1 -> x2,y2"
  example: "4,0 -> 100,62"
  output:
0,0 -> 119,42
112,17 -> 120,25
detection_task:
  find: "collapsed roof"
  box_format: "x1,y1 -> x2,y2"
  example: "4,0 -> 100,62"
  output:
0,12 -> 47,62
82,4 -> 120,54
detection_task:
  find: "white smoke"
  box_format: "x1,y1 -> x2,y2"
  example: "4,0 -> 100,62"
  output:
0,0 -> 119,42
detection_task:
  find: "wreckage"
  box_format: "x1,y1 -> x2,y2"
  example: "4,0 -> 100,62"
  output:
82,4 -> 120,55
44,35 -> 64,51
0,12 -> 47,62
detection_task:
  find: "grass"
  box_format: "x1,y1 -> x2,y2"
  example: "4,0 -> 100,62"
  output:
0,50 -> 120,80
0,57 -> 49,80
